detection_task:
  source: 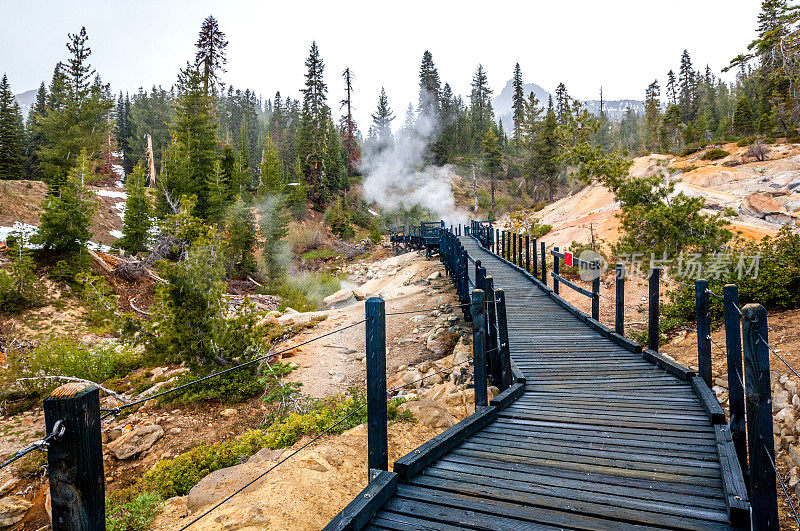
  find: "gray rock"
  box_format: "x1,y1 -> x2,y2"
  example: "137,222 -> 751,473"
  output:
107,424 -> 164,459
0,496 -> 32,527
187,463 -> 263,511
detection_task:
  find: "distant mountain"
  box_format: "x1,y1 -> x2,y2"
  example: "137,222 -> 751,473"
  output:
14,90 -> 38,118
492,79 -> 643,129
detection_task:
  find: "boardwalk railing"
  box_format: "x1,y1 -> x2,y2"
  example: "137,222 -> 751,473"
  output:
466,217 -> 800,529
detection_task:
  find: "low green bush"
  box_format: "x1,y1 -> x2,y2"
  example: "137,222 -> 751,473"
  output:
737,136 -> 756,147
106,491 -> 162,531
701,148 -> 729,161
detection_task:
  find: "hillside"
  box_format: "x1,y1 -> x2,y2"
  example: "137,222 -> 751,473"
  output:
494,141 -> 800,251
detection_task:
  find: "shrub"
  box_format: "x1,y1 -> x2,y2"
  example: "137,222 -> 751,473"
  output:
106,491 -> 162,531
0,245 -> 43,314
288,227 -> 325,256
268,272 -> 341,312
701,148 -> 729,161
75,272 -> 119,330
737,136 -> 756,147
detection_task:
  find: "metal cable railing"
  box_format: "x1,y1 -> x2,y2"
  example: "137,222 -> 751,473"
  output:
0,420 -> 65,470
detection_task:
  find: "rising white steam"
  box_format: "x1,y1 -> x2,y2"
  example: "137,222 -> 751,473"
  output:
361,101 -> 468,226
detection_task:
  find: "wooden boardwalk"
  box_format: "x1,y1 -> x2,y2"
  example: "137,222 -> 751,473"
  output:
337,234 -> 746,530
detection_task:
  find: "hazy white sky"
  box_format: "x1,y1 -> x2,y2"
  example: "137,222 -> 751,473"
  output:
0,0 -> 762,127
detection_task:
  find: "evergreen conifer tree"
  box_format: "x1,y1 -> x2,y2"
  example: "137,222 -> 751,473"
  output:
733,94 -> 756,136
259,135 -> 283,196
482,127 -> 502,210
258,196 -> 289,283
339,68 -> 360,178
195,15 -> 228,95
678,50 -> 696,122
470,65 -> 494,150
297,42 -> 329,208
117,161 -> 152,255
116,92 -> 133,174
371,87 -> 395,151
0,74 -> 26,180
418,51 -> 442,119
222,196 -> 257,276
644,80 -> 662,152
511,63 -> 525,146
34,150 -> 95,254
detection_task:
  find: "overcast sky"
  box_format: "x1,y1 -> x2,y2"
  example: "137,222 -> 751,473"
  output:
0,0 -> 762,127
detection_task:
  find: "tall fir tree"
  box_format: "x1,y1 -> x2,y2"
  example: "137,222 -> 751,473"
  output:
511,63 -> 525,147
371,87 -> 395,151
733,93 -> 756,136
678,50 -> 696,122
259,135 -> 283,196
25,83 -> 47,179
0,74 -> 26,180
297,41 -> 330,208
533,97 -> 560,202
481,127 -> 502,210
162,64 -> 219,219
644,80 -> 662,152
470,65 -> 494,151
222,196 -> 257,276
116,92 -> 133,174
35,28 -> 113,188
117,161 -> 152,254
339,68 -> 360,178
195,15 -> 228,96
555,83 -> 571,123
666,70 -> 678,106
259,196 -> 289,282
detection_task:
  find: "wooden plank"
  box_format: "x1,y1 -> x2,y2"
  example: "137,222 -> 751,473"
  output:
692,376 -> 726,424
393,406 -> 497,480
490,382 -> 524,410
713,424 -> 750,528
642,348 -> 696,380
324,470 -> 398,531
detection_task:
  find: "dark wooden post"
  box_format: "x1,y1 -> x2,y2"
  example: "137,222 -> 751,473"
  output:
592,276 -> 600,321
532,238 -> 538,277
615,263 -> 625,335
501,231 -> 505,258
553,247 -> 560,295
476,261 -> 486,292
365,297 -> 388,476
724,284 -> 747,479
470,290 -> 489,407
742,303 -> 778,530
648,267 -> 660,352
517,234 -> 522,266
495,289 -> 513,390
540,242 -> 547,286
462,249 -> 472,322
512,233 -> 517,265
525,235 -> 530,272
695,279 -> 712,387
485,277 -> 501,388
44,383 -> 105,530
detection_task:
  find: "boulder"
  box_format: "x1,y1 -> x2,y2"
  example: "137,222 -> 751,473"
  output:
221,408 -> 238,418
790,445 -> 800,468
774,390 -> 791,412
0,496 -> 32,527
187,463 -> 263,511
212,505 -> 270,530
107,424 -> 164,459
398,398 -> 457,429
741,193 -> 788,219
297,445 -> 343,472
777,406 -> 797,428
0,479 -> 19,497
427,271 -> 442,281
426,328 -> 459,357
323,289 -> 356,309
452,339 -> 471,365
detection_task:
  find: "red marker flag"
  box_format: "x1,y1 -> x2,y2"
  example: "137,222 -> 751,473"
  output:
564,251 -> 573,267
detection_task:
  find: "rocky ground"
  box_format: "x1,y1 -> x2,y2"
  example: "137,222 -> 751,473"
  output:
0,246 -> 486,530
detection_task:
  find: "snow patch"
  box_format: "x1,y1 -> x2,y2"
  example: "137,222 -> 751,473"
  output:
93,190 -> 127,199
109,230 -> 123,239
87,241 -> 112,252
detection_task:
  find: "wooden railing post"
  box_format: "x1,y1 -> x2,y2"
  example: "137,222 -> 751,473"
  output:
742,303 -> 778,529
501,231 -> 505,259
495,289 -> 513,390
476,261 -> 486,292
45,383 -> 104,530
485,276 -> 501,388
592,276 -> 600,321
553,247 -> 560,295
695,279 -> 712,387
648,267 -> 660,352
532,238 -> 538,278
470,290 -> 489,408
365,297 -> 388,477
540,242 -> 547,286
512,233 -> 517,265
525,235 -> 530,272
462,249 -> 472,322
615,263 -> 625,335
724,284 -> 747,480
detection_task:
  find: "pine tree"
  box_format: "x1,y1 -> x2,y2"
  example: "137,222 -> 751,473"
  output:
418,51 -> 441,118
666,70 -> 678,106
286,157 -> 308,220
222,196 -> 257,276
678,50 -> 696,122
323,118 -> 346,200
470,65 -> 494,150
644,80 -> 662,153
371,87 -> 395,150
555,83 -> 571,123
482,127 -> 502,210
116,92 -> 133,174
733,93 -> 756,136
162,64 -> 218,220
195,15 -> 228,95
0,74 -> 26,180
117,161 -> 152,254
259,135 -> 283,196
259,196 -> 289,283
511,63 -> 525,146
533,98 -> 560,202
297,41 -> 329,208
339,68 -> 360,178
35,28 -> 113,188
25,83 -> 47,179
34,150 -> 95,254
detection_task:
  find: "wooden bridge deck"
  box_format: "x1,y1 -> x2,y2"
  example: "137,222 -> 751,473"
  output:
362,235 -> 739,530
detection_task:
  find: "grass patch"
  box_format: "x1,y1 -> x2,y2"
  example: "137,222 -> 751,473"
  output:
300,248 -> 337,261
